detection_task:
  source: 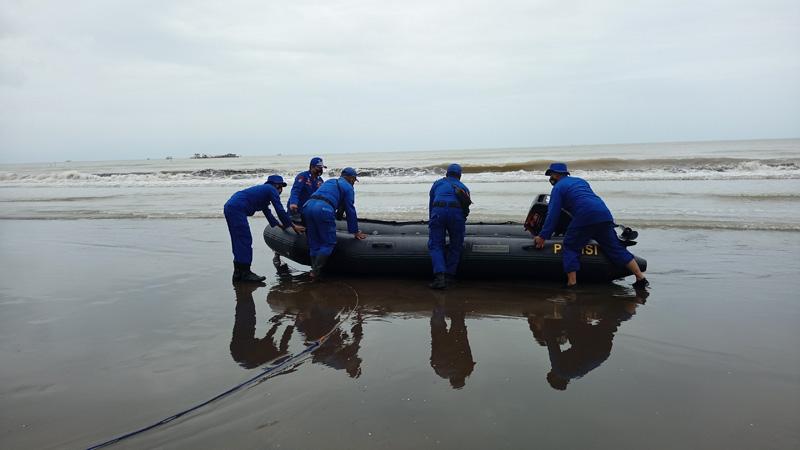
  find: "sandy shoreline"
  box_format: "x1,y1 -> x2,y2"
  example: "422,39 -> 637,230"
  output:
1,219 -> 798,449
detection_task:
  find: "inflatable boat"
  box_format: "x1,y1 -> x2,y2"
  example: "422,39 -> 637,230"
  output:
263,195 -> 647,282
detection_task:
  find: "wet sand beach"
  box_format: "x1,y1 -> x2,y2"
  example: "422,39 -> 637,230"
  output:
1,219 -> 798,449
3,0 -> 799,442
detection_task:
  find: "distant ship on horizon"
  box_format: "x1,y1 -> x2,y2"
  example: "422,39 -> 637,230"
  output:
190,153 -> 240,159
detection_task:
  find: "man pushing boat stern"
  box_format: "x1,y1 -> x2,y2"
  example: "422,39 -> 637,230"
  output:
533,162 -> 649,289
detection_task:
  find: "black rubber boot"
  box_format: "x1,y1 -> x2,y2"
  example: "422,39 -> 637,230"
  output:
243,265 -> 266,282
272,253 -> 289,272
309,255 -> 319,278
233,262 -> 266,283
232,262 -> 245,282
445,273 -> 456,286
311,254 -> 329,281
429,273 -> 447,290
632,277 -> 649,290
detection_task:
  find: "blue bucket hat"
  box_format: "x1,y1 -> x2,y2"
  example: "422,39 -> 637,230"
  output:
545,162 -> 570,176
341,167 -> 358,181
266,174 -> 287,187
310,157 -> 327,168
446,163 -> 462,176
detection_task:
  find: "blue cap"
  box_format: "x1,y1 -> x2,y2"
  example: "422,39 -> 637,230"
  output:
266,174 -> 287,187
341,167 -> 358,180
310,157 -> 327,168
446,163 -> 462,176
545,162 -> 570,176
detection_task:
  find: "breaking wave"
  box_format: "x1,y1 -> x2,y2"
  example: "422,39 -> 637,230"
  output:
0,169 -> 277,187
1,157 -> 799,187
453,157 -> 800,174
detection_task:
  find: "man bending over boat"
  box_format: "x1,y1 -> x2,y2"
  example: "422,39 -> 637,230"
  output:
533,162 -> 648,289
428,163 -> 472,289
302,167 -> 367,279
224,175 -> 305,283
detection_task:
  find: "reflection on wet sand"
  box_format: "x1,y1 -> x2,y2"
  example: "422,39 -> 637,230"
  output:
230,283 -> 294,369
231,275 -> 365,378
295,303 -> 364,378
527,290 -> 648,390
430,298 -> 475,389
243,271 -> 648,390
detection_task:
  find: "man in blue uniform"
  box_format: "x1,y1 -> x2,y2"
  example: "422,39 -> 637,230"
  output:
428,163 -> 471,289
275,157 -> 326,269
302,167 -> 367,279
224,175 -> 305,283
533,162 -> 648,288
287,157 -> 326,220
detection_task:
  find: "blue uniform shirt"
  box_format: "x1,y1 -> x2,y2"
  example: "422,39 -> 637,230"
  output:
429,176 -> 471,213
287,170 -> 324,211
539,176 -> 613,240
308,178 -> 360,233
229,183 -> 293,228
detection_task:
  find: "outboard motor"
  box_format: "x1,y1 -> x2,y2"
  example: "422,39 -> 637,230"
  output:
523,193 -> 640,246
523,194 -> 572,237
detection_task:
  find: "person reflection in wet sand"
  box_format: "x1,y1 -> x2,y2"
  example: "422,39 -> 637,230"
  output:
430,298 -> 476,389
527,290 -> 647,391
230,283 -> 295,369
267,280 -> 365,378
295,303 -> 364,378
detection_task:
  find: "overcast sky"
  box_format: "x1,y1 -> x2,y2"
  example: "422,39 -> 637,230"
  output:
1,0 -> 798,163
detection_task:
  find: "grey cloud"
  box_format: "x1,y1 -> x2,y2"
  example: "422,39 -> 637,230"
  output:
0,0 -> 798,163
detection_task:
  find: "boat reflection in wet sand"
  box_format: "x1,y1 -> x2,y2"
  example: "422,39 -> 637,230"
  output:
231,275 -> 648,390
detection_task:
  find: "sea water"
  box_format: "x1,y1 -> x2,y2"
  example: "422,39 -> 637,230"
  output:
1,138 -> 799,230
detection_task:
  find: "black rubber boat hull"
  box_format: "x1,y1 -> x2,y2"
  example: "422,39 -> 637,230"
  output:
264,219 -> 647,282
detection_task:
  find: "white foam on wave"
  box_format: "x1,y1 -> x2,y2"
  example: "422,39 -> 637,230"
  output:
1,159 -> 799,187
0,171 -> 268,187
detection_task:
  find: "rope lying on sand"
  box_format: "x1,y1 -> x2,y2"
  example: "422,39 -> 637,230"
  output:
86,281 -> 360,450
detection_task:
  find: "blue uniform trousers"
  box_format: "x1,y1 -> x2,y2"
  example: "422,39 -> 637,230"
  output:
562,221 -> 634,273
224,200 -> 254,264
303,199 -> 338,257
428,206 -> 466,275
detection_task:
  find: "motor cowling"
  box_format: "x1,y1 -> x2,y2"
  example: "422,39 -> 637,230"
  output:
523,194 -> 571,237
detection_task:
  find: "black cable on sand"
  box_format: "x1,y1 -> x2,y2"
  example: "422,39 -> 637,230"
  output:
86,281 -> 360,450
